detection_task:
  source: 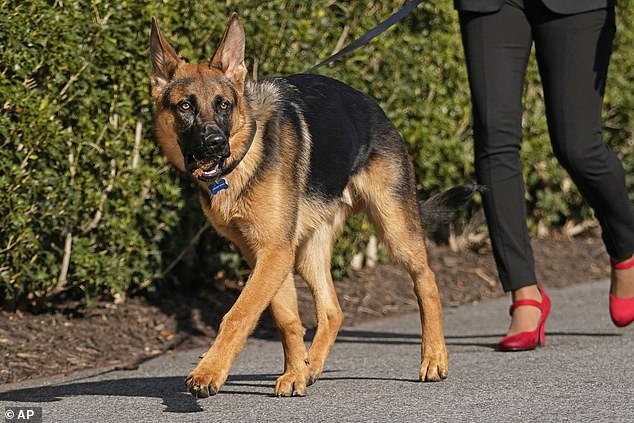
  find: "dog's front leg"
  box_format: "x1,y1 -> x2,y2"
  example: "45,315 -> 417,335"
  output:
185,245 -> 295,398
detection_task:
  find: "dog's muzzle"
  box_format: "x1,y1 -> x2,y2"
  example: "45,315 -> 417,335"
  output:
184,127 -> 231,182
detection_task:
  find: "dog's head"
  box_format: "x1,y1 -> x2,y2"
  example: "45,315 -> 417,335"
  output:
150,14 -> 250,183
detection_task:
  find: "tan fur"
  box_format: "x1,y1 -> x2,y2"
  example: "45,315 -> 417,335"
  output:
350,156 -> 448,380
150,14 -> 448,398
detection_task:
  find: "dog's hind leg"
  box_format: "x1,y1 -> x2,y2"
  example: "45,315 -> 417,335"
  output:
355,159 -> 449,382
270,273 -> 310,396
295,209 -> 347,385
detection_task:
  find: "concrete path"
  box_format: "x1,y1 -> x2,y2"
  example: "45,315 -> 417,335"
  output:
1,279 -> 633,422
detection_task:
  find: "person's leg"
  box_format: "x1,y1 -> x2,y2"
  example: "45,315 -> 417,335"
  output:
532,5 -> 634,299
459,2 -> 544,337
459,3 -> 535,292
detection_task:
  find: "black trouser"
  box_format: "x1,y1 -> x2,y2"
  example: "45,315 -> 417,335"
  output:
459,0 -> 634,292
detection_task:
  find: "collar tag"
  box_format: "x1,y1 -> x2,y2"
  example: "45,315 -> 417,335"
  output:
209,179 -> 229,195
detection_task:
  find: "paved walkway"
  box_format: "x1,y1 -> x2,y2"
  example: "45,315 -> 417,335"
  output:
1,279 -> 633,422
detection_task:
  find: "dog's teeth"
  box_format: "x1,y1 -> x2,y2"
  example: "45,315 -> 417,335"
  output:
203,167 -> 219,177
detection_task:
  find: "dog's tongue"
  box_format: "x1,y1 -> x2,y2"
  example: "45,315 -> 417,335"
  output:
193,163 -> 222,182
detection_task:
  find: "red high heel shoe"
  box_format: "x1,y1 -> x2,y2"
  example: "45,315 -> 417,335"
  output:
498,286 -> 551,351
609,256 -> 634,328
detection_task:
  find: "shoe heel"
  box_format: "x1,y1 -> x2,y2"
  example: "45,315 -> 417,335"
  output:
538,321 -> 546,347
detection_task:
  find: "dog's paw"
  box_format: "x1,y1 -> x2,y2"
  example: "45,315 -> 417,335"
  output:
185,366 -> 226,398
274,367 -> 310,397
419,347 -> 448,382
306,361 -> 324,386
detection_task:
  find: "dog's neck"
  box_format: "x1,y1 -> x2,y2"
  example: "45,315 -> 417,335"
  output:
223,117 -> 257,177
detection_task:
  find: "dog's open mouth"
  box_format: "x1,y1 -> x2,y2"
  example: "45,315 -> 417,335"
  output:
192,159 -> 224,182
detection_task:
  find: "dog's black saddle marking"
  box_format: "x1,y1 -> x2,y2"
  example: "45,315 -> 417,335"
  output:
284,74 -> 391,200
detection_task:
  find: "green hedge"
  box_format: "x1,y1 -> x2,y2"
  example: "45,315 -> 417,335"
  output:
1,1 -> 632,306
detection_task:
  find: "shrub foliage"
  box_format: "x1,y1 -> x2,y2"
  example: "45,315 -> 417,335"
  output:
1,1 -> 632,306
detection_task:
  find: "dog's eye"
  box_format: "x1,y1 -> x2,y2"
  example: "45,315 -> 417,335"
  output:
178,101 -> 192,112
216,98 -> 231,112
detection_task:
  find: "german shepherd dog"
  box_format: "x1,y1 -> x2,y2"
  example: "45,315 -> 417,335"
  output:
150,13 -> 476,398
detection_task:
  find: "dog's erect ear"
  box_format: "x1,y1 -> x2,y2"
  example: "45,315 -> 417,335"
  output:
150,17 -> 181,99
209,13 -> 247,93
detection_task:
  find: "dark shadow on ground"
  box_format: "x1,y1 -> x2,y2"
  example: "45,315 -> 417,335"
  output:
0,373 -> 287,412
0,376 -> 204,413
0,369 -> 422,410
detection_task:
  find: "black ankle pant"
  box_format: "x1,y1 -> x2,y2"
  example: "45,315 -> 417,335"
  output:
458,1 -> 634,291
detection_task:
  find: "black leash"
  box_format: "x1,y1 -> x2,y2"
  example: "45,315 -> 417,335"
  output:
303,0 -> 427,74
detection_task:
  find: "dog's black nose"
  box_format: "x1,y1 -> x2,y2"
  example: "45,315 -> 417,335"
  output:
200,125 -> 229,157
201,125 -> 226,146
206,133 -> 226,147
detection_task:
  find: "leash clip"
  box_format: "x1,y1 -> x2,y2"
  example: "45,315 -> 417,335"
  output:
209,178 -> 229,195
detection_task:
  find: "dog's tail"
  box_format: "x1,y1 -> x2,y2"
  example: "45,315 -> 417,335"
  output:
419,183 -> 485,229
